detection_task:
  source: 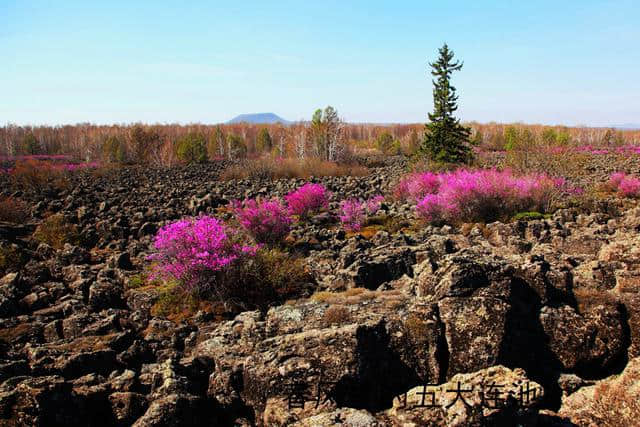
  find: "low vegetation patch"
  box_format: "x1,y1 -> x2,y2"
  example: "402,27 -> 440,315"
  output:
607,172 -> 640,197
232,197 -> 292,244
512,211 -> 550,221
395,169 -> 580,224
0,196 -> 30,223
219,157 -> 368,181
338,195 -> 384,232
33,214 -> 80,249
147,216 -> 312,313
285,183 -> 330,218
0,244 -> 28,275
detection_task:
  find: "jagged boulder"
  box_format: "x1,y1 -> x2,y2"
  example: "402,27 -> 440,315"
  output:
386,365 -> 544,427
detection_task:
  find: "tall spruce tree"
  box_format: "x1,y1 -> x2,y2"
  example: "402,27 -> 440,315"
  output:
421,43 -> 472,163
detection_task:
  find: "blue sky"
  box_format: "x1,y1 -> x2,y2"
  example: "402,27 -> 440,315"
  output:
1,1 -> 639,126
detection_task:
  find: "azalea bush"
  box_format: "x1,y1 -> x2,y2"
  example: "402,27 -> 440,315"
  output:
232,198 -> 292,244
339,195 -> 384,232
147,216 -> 260,293
285,183 -> 330,218
608,172 -> 640,197
401,169 -> 580,224
393,172 -> 441,202
147,216 -> 312,312
4,158 -> 101,191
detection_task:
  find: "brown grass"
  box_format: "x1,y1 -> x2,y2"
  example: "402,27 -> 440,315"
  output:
0,196 -> 30,223
150,248 -> 313,319
0,245 -> 28,275
9,159 -> 70,191
321,305 -> 352,326
503,148 -> 590,178
220,157 -> 368,181
150,282 -> 214,322
33,214 -> 80,249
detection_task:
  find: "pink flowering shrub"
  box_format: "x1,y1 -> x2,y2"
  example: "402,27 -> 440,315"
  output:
147,216 -> 259,292
406,169 -> 578,224
285,183 -> 330,218
608,172 -> 640,197
232,198 -> 292,244
393,172 -> 440,201
339,195 -> 384,232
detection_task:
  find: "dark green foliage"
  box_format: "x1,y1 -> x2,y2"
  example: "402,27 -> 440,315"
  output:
226,134 -> 247,159
421,44 -> 472,164
512,211 -> 551,221
176,133 -> 207,164
22,133 -> 41,155
504,127 -> 535,151
102,136 -> 126,163
256,128 -> 273,152
376,132 -> 395,154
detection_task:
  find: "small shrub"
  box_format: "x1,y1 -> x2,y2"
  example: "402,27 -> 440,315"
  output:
321,305 -> 352,326
149,281 -> 210,321
504,146 -> 589,178
285,183 -> 330,218
512,211 -> 548,221
147,216 -> 259,293
232,198 -> 292,244
203,247 -> 312,311
0,245 -> 28,275
34,214 -> 80,249
126,274 -> 146,290
607,172 -> 640,197
339,195 -> 384,232
176,133 -> 208,164
0,197 -> 30,223
406,169 -> 580,224
147,217 -> 311,312
376,132 -> 395,154
9,159 -> 70,191
393,172 -> 441,202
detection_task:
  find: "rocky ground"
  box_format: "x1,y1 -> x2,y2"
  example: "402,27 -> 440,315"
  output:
1,156 -> 639,426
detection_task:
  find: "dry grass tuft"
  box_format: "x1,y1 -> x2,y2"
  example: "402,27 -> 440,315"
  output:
220,157 -> 368,181
33,214 -> 80,249
0,196 -> 30,224
321,305 -> 352,326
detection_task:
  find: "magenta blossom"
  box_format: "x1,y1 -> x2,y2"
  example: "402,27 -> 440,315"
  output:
339,195 -> 384,232
408,169 -> 579,223
609,172 -> 640,197
285,183 -> 330,218
147,216 -> 259,291
232,197 -> 292,244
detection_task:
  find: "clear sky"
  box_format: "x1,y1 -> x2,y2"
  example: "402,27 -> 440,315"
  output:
1,0 -> 639,126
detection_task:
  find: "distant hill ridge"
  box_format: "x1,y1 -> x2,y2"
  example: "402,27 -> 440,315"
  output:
227,113 -> 291,124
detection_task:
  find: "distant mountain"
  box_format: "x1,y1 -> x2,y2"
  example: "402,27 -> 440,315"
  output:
227,113 -> 291,125
612,124 -> 640,130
